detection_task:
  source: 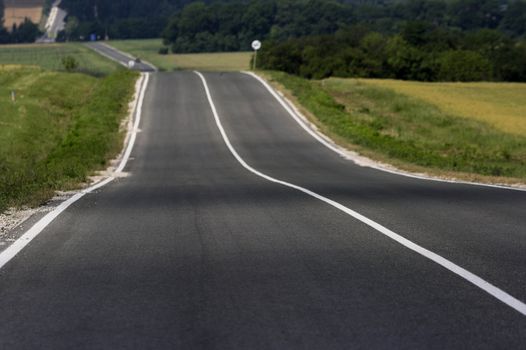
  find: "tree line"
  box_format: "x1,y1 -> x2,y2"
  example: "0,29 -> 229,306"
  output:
161,0 -> 526,53
3,0 -> 526,44
0,0 -> 43,44
3,0 -> 526,82
0,19 -> 41,44
58,0 -> 200,40
54,0 -> 526,44
257,25 -> 526,82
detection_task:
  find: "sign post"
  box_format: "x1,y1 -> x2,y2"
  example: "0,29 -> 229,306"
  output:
251,40 -> 261,70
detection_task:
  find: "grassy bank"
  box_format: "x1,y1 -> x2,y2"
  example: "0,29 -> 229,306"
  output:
109,39 -> 252,71
0,43 -> 120,76
266,72 -> 526,182
0,65 -> 138,213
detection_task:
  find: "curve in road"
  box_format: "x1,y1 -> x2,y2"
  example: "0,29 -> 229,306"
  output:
0,62 -> 524,347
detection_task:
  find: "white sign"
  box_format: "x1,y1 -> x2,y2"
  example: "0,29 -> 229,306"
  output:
128,60 -> 136,69
251,40 -> 261,51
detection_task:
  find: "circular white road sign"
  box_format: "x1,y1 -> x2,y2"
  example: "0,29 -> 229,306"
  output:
251,40 -> 261,51
128,60 -> 136,69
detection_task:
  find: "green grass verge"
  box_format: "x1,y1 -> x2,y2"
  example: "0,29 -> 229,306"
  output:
0,43 -> 120,76
109,39 -> 252,71
266,71 -> 526,181
0,66 -> 138,213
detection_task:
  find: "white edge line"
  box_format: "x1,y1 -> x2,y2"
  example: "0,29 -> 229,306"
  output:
243,71 -> 526,193
0,73 -> 150,270
194,70 -> 526,316
116,73 -> 149,172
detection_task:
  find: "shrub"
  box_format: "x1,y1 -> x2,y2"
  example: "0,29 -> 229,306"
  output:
61,56 -> 79,72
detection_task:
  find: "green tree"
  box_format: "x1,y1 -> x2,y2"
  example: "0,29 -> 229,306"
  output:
359,32 -> 388,77
386,36 -> 427,80
0,0 -> 9,44
11,19 -> 41,43
500,1 -> 526,37
437,50 -> 493,81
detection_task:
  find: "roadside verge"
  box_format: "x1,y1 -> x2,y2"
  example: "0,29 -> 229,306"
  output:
0,72 -> 150,261
250,71 -> 526,192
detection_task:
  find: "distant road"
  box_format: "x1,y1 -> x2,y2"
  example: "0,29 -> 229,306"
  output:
86,42 -> 157,72
0,44 -> 525,348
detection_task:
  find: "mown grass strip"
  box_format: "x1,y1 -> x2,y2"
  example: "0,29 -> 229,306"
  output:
0,66 -> 138,213
266,71 -> 526,182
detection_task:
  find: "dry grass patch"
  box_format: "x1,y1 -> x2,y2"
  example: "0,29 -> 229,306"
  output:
173,52 -> 252,71
357,79 -> 526,136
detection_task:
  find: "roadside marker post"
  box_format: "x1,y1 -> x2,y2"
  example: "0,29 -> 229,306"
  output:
11,90 -> 16,103
251,40 -> 261,70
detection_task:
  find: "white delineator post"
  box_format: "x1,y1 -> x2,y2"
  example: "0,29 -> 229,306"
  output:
251,40 -> 261,70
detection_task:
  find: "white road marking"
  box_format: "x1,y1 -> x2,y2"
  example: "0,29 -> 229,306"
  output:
116,73 -> 149,173
244,72 -> 526,192
194,71 -> 526,316
0,73 -> 150,270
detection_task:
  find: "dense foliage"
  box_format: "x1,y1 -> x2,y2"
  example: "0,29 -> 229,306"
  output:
55,0 -> 526,44
162,0 -> 526,53
258,26 -> 526,81
0,19 -> 42,44
0,1 -> 42,44
0,1 -> 6,43
58,0 -> 202,40
162,0 -> 353,52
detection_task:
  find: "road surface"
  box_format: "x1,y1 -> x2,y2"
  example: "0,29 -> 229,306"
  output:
86,42 -> 157,72
0,47 -> 525,348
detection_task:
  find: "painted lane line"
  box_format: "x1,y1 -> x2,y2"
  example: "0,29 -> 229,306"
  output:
244,72 -> 526,192
0,73 -> 150,271
194,71 -> 526,316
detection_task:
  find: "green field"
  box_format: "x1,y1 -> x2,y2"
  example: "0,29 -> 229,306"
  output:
109,39 -> 252,71
0,43 -> 120,76
0,65 -> 137,212
267,72 -> 526,183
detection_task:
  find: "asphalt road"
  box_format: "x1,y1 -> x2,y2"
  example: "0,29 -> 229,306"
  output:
85,42 -> 156,72
0,50 -> 525,347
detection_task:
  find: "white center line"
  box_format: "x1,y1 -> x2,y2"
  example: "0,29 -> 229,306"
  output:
194,70 -> 526,317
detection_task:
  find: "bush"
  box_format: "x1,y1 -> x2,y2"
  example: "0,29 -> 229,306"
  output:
158,47 -> 169,55
61,56 -> 79,72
